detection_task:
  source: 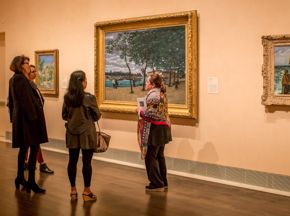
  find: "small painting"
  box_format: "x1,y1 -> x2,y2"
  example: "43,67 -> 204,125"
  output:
274,46 -> 290,95
262,35 -> 290,105
35,49 -> 59,97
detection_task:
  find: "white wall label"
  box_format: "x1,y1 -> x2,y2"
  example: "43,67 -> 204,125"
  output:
61,76 -> 69,89
208,76 -> 219,94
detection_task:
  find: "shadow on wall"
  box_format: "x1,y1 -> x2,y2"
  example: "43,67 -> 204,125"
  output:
265,105 -> 290,123
171,124 -> 200,140
174,138 -> 194,160
197,142 -> 219,163
265,105 -> 290,113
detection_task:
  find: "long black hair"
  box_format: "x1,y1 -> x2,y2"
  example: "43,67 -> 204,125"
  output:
64,70 -> 86,107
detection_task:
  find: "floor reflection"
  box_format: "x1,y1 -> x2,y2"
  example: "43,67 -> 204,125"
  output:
15,189 -> 39,216
15,169 -> 50,216
37,172 -> 50,189
83,201 -> 94,216
145,191 -> 168,216
70,199 -> 78,216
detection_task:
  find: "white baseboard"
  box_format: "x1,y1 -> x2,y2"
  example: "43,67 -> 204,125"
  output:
0,136 -> 9,142
90,153 -> 290,197
168,170 -> 290,197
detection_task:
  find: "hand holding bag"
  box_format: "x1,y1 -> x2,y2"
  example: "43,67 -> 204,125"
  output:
94,122 -> 111,153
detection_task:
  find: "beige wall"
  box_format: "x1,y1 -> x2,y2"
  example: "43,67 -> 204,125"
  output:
0,33 -> 5,137
0,33 -> 5,100
1,0 -> 290,176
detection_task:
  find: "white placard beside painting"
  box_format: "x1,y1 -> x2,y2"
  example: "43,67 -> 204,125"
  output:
61,75 -> 69,89
208,76 -> 219,94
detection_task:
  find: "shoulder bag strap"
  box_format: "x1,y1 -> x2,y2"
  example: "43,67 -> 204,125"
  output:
97,121 -> 101,133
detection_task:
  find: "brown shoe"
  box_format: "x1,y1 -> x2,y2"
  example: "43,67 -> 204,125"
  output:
145,185 -> 164,192
40,163 -> 54,174
82,192 -> 97,202
70,191 -> 78,201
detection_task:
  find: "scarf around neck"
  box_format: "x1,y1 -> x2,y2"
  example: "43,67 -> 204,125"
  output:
137,88 -> 171,159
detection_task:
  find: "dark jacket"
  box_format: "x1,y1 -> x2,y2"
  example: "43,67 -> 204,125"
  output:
30,81 -> 44,105
62,92 -> 101,149
8,72 -> 48,148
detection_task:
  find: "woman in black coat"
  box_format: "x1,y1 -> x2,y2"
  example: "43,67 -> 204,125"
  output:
8,55 -> 48,193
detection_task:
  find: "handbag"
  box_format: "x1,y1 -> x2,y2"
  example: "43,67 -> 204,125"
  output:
94,122 -> 111,153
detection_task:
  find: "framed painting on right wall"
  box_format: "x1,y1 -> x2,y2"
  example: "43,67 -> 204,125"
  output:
262,35 -> 290,105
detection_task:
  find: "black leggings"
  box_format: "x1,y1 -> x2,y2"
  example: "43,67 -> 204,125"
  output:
18,144 -> 39,183
68,148 -> 94,188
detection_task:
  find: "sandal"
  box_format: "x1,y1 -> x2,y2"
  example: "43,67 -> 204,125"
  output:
70,191 -> 78,200
82,192 -> 97,202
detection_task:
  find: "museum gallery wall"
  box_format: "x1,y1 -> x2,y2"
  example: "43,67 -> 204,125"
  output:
1,0 -> 290,183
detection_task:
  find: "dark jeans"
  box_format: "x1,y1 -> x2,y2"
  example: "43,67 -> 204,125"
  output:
18,144 -> 39,183
145,145 -> 167,188
68,148 -> 94,188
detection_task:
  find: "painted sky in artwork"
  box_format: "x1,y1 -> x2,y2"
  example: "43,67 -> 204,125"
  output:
39,55 -> 54,64
275,46 -> 290,66
105,31 -> 148,74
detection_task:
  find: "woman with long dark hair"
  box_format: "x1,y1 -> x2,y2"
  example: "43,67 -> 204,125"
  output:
62,70 -> 101,201
8,55 -> 48,193
138,72 -> 172,192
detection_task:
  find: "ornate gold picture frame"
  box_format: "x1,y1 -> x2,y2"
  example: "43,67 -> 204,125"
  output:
262,35 -> 290,105
95,11 -> 198,119
35,49 -> 59,97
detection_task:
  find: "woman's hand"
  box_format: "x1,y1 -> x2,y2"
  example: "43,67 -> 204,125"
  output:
137,107 -> 144,118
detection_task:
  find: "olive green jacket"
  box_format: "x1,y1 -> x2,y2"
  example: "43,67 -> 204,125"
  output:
62,92 -> 101,149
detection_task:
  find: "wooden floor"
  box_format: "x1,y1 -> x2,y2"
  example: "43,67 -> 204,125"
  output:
0,141 -> 290,216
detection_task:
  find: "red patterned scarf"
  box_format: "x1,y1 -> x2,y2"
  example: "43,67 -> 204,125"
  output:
137,88 -> 170,159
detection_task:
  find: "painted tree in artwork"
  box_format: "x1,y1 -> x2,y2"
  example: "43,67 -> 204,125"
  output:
128,26 -> 185,89
106,32 -> 135,93
38,58 -> 45,84
155,26 -> 185,88
128,29 -> 162,90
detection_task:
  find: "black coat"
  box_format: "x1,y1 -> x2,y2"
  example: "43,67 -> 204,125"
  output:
8,72 -> 48,148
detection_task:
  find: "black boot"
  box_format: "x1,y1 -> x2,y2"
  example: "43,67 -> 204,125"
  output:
26,181 -> 45,194
15,177 -> 27,190
27,163 -> 45,193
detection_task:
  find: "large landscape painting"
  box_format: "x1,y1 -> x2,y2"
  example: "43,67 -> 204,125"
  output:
95,11 -> 198,119
105,26 -> 185,104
